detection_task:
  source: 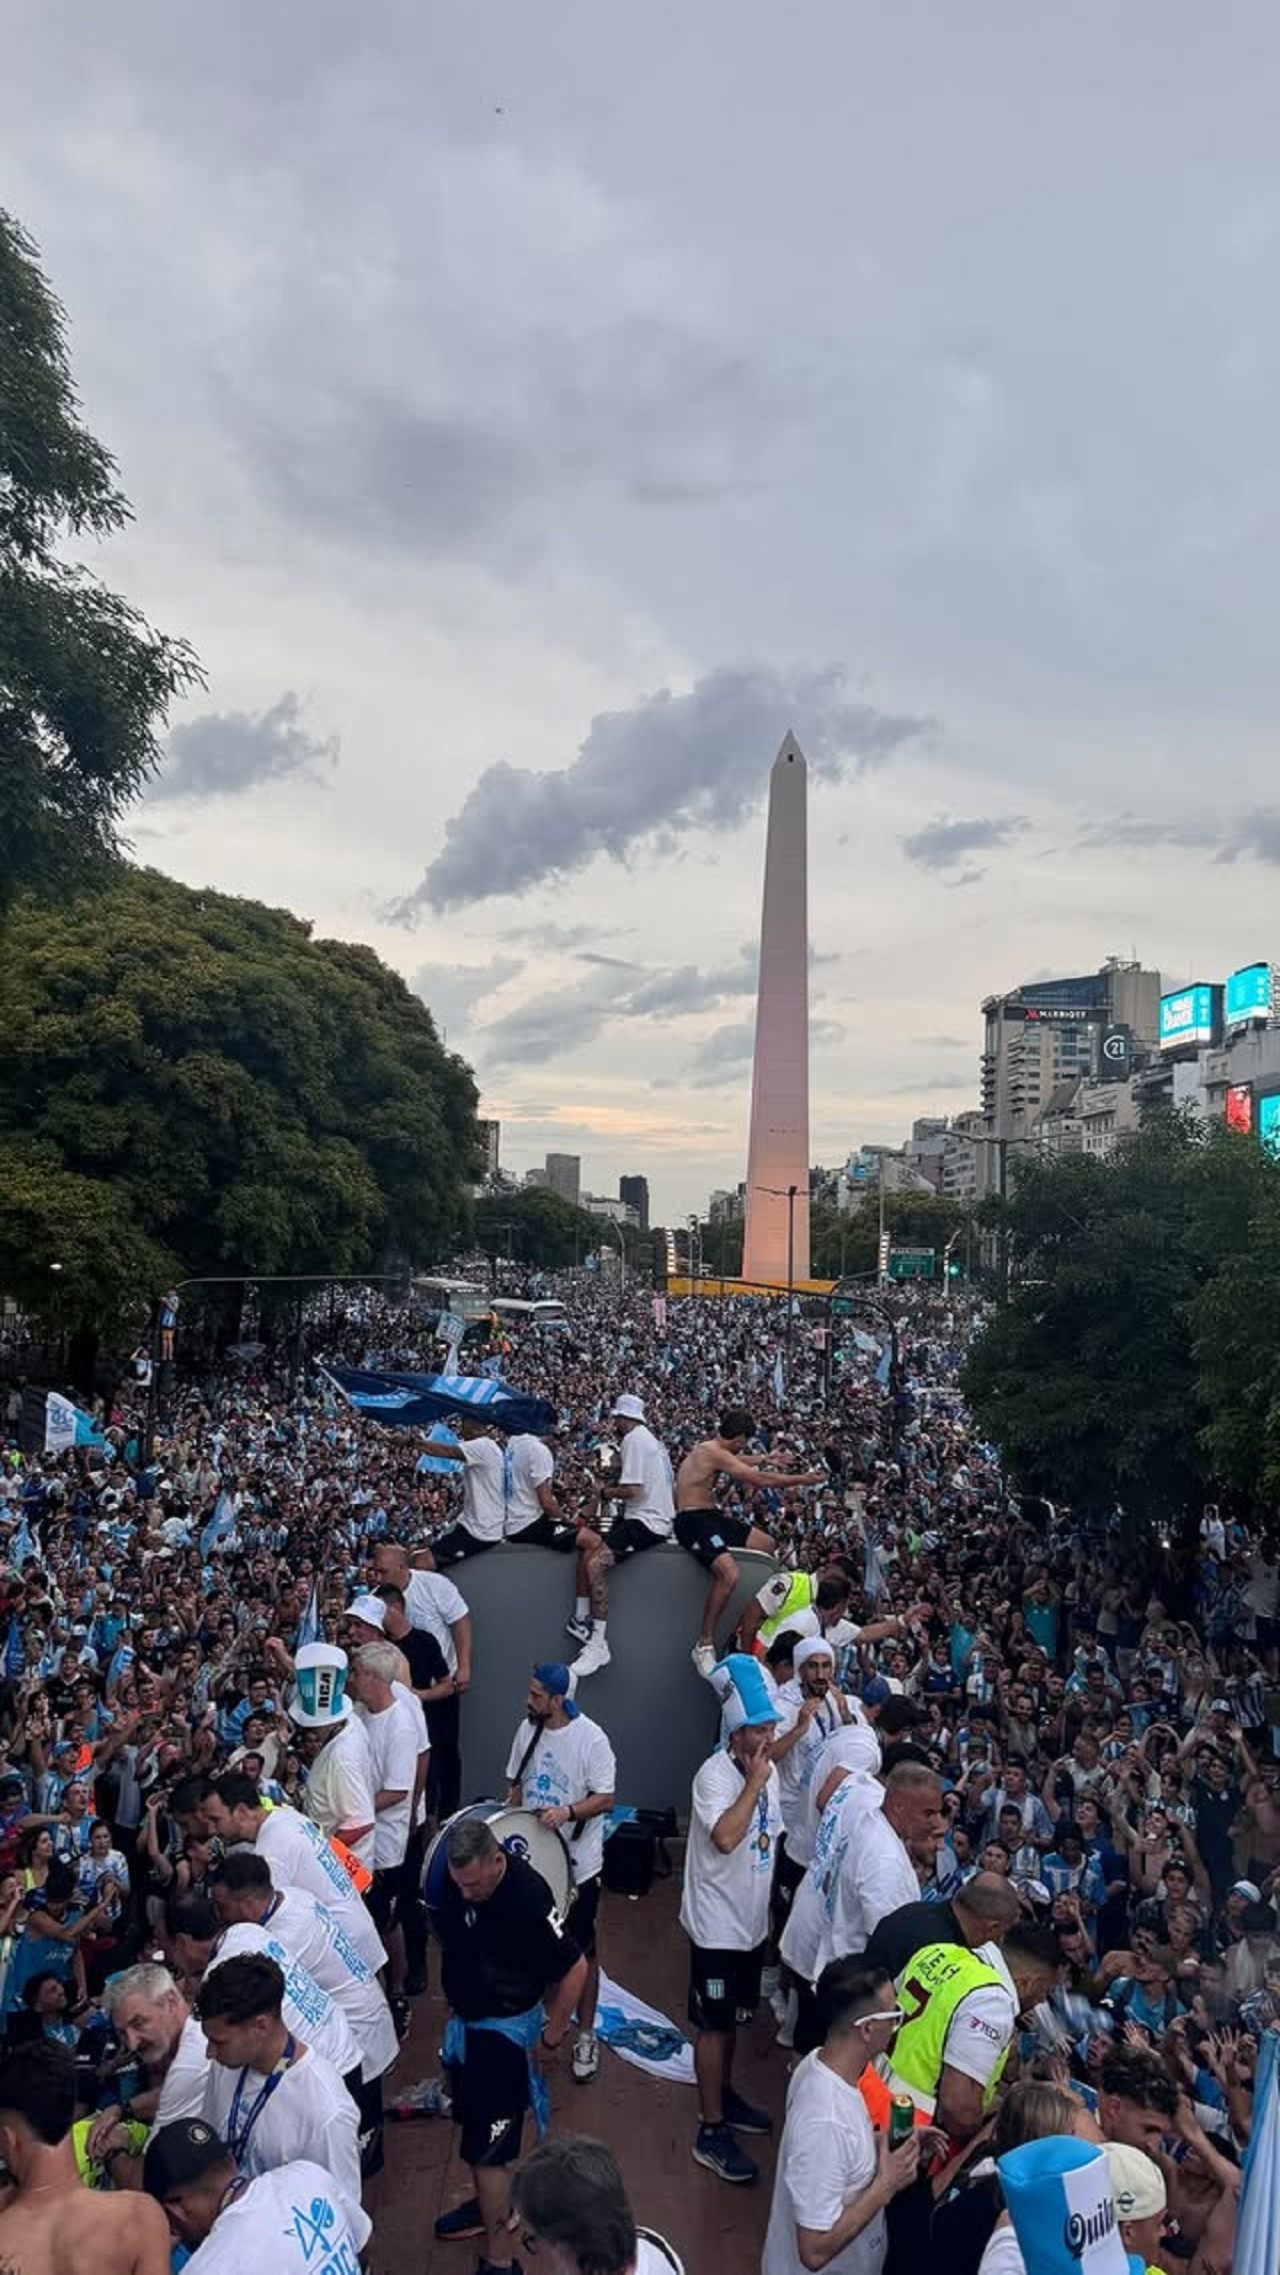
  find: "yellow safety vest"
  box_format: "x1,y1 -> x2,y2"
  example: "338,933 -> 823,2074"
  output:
886,1942 -> 1011,2115
759,1572 -> 816,1649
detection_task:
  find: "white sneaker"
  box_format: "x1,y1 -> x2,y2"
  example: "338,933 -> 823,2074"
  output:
571,2029 -> 600,2081
691,1641 -> 717,1680
565,1614 -> 591,1644
573,1634 -> 611,1677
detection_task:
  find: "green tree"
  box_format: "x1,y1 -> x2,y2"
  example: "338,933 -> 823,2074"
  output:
0,210 -> 200,911
1191,1167 -> 1280,1513
960,1117 -> 1268,1517
473,1187 -> 607,1271
0,869 -> 480,1338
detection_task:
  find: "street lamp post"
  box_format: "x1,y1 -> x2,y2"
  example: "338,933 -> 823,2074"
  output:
750,1182 -> 799,1378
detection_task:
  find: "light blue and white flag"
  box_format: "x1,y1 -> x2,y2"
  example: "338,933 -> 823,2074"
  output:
10,1515 -> 33,1570
416,1424 -> 462,1477
1237,2024 -> 1279,2275
296,1577 -> 321,1650
771,1350 -> 785,1405
4,1615 -> 24,1679
199,1490 -> 237,1561
595,1970 -> 694,2085
43,1392 -> 105,1454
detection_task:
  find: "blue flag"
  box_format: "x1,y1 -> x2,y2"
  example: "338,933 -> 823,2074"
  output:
417,1423 -> 462,1478
875,1338 -> 893,1390
296,1578 -> 320,1651
199,1490 -> 237,1561
1238,2025 -> 1279,2275
10,1516 -> 33,1570
4,1615 -> 24,1679
321,1362 -> 554,1436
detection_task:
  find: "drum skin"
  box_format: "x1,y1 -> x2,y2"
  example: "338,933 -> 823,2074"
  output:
422,1800 -> 571,1922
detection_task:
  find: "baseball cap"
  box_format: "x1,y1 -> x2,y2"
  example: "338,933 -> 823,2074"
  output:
346,1594 -> 388,1632
1104,2141 -> 1166,2223
611,1394 -> 646,1422
1232,1879 -> 1263,1902
143,2118 -> 230,2199
1210,1698 -> 1231,1713
862,1676 -> 892,1707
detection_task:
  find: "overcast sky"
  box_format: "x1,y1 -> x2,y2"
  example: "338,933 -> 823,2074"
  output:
13,4 -> 1280,1221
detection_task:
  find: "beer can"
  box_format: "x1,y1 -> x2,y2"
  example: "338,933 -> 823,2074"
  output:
888,2093 -> 915,2148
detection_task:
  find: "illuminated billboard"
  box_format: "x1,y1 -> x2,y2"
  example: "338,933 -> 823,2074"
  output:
1224,962 -> 1274,1028
1158,984 -> 1217,1051
1226,1083 -> 1254,1135
1259,1093 -> 1280,1160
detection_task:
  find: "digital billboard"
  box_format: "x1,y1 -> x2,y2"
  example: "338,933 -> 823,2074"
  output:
1226,1083 -> 1254,1135
1260,1093 -> 1280,1160
1158,985 -> 1216,1051
1224,962 -> 1274,1027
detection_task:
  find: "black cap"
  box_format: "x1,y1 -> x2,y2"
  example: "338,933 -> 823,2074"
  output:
143,2119 -> 230,2198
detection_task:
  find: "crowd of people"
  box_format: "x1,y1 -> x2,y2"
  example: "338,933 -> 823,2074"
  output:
0,1271 -> 1273,2275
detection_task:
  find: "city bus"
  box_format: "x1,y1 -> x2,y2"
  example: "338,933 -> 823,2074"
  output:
490,1297 -> 570,1333
409,1276 -> 492,1326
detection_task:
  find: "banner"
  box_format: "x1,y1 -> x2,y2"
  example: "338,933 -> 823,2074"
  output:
43,1393 -> 106,1455
321,1363 -> 554,1436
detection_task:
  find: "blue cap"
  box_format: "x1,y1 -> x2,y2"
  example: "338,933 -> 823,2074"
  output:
532,1663 -> 579,1718
862,1675 -> 892,1706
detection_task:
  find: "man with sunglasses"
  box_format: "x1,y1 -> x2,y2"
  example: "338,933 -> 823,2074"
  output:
764,1959 -> 923,2275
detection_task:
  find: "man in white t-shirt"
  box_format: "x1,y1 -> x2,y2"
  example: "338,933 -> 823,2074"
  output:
288,1645 -> 377,1873
198,1778 -> 386,1979
143,2122 -> 369,2275
348,1638 -> 429,2021
572,1396 -> 675,1679
371,1544 -> 472,1822
505,1662 -> 616,2083
680,1656 -> 783,2186
197,1952 -> 361,2210
781,1764 -> 944,2052
764,1958 -> 923,2275
207,1854 -> 398,2087
90,1965 -> 209,2183
415,1417 -> 508,1562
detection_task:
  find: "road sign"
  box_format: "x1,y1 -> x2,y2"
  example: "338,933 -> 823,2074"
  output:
887,1248 -> 935,1281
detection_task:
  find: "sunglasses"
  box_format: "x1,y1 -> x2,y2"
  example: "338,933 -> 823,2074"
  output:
859,2007 -> 906,2029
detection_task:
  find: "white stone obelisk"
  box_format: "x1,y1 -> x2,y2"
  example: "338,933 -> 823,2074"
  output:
741,733 -> 811,1286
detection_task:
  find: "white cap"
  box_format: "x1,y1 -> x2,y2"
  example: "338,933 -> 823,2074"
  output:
346,1594 -> 388,1632
612,1394 -> 646,1421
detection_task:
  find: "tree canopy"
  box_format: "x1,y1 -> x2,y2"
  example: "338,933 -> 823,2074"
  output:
0,869 -> 481,1336
961,1116 -> 1279,1521
0,209 -> 199,912
472,1187 -> 622,1272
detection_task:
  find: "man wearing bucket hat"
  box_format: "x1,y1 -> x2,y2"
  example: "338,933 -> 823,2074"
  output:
570,1395 -> 675,1680
680,1654 -> 783,2185
288,1645 -> 376,1876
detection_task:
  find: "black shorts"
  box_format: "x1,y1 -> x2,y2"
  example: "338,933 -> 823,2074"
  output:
449,2025 -> 529,2167
770,1844 -> 805,1940
507,1514 -> 579,1552
675,1509 -> 752,1572
687,1939 -> 766,2032
608,1517 -> 667,1561
433,1525 -> 495,1566
566,1873 -> 601,1959
366,1866 -> 401,1934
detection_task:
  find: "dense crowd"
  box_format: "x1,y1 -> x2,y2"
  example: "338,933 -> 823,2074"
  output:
0,1273 -> 1273,2275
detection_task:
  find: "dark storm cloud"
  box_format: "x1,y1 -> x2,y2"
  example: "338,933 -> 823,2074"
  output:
399,664 -> 931,913
153,692 -> 338,801
900,815 -> 1026,871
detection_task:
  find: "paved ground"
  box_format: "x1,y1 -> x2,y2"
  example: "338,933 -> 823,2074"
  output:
367,1870 -> 786,2273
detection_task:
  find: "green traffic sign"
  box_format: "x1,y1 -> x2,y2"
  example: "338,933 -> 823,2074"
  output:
887,1248 -> 936,1280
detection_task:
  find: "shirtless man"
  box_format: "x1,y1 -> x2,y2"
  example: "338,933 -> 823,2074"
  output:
676,1408 -> 826,1678
0,2041 -> 170,2275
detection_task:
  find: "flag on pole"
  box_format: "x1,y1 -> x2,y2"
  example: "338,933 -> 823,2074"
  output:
771,1350 -> 785,1406
321,1362 -> 553,1435
296,1577 -> 320,1651
4,1615 -> 24,1679
199,1490 -> 237,1561
1237,2023 -> 1278,2275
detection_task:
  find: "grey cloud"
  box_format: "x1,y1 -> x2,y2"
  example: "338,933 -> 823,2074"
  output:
154,691 -> 338,801
1077,814 -> 1222,852
471,945 -> 761,1067
917,1033 -> 972,1049
901,815 -> 1026,871
1218,810 -> 1280,865
411,956 -> 523,1041
400,664 -> 931,912
687,1020 -> 757,1086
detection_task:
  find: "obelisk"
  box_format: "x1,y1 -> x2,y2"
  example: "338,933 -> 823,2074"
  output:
741,733 -> 811,1286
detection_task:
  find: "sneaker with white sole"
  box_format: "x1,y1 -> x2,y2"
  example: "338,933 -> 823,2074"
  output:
691,2121 -> 758,2184
691,1641 -> 717,1680
573,1634 -> 611,1677
564,1614 -> 592,1645
571,2029 -> 600,2081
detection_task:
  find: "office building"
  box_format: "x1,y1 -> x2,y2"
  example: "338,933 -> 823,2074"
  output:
476,1119 -> 501,1180
619,1174 -> 650,1230
545,1153 -> 581,1207
980,960 -> 1160,1163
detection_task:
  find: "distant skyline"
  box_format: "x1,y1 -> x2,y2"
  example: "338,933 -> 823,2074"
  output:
12,5 -> 1280,1219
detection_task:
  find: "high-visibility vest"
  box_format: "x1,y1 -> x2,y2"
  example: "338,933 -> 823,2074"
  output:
758,1572 -> 816,1651
886,1942 -> 1011,2115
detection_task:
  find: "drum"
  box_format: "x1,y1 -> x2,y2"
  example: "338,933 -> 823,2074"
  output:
422,1800 -> 572,1924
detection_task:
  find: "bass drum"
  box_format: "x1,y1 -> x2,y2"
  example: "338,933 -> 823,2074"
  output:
422,1800 -> 572,1925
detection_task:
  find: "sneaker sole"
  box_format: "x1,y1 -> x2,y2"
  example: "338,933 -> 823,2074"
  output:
690,2144 -> 757,2183
724,2115 -> 772,2135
